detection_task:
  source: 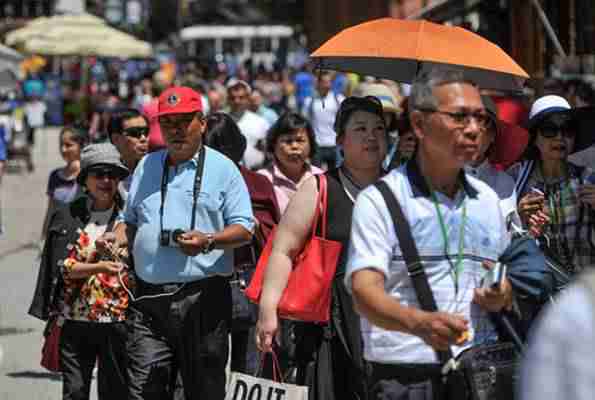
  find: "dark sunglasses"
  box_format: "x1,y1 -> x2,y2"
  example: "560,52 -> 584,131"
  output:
88,168 -> 121,180
122,126 -> 149,139
538,124 -> 575,139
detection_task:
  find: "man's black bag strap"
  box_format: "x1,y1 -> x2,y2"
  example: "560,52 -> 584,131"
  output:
375,180 -> 454,364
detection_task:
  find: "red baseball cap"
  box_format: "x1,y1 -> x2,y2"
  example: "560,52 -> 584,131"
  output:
157,86 -> 203,116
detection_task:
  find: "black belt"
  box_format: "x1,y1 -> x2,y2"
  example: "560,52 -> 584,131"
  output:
136,275 -> 228,297
368,361 -> 443,385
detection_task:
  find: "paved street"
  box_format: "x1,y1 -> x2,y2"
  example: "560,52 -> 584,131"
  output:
0,127 -> 98,400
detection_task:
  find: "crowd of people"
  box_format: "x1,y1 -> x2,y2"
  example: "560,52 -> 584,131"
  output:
16,59 -> 595,400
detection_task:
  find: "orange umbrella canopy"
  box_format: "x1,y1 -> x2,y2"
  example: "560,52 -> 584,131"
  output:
311,18 -> 529,92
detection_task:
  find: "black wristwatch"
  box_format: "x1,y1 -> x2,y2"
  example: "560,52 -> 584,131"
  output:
202,233 -> 216,254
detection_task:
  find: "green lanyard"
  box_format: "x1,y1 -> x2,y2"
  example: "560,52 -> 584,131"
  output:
430,190 -> 467,294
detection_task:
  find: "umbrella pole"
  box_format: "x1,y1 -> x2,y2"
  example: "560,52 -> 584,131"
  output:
530,0 -> 567,58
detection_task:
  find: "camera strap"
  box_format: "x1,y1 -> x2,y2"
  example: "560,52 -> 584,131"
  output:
160,146 -> 206,233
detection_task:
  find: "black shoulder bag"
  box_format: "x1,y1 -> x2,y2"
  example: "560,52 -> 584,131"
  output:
375,181 -> 519,400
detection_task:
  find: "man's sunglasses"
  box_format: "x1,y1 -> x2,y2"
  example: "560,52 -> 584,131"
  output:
88,168 -> 121,180
122,126 -> 149,139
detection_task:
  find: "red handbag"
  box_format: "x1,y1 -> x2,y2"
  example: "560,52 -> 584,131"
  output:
40,318 -> 62,372
245,174 -> 342,323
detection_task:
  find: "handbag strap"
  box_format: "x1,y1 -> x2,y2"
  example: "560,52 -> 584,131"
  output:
311,174 -> 328,238
375,180 -> 454,364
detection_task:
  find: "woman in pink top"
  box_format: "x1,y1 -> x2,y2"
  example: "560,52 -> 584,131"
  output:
258,112 -> 324,214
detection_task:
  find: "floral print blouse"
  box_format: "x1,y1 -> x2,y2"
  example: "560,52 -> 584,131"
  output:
60,214 -> 133,323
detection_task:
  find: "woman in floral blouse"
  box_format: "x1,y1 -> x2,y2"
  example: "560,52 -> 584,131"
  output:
31,142 -> 130,400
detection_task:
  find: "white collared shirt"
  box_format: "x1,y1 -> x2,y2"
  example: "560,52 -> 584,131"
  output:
345,162 -> 510,364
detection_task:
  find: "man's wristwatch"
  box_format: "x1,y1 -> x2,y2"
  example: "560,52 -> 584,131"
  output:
202,233 -> 216,254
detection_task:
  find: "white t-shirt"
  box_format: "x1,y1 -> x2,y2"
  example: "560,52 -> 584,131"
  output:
302,92 -> 344,147
236,110 -> 271,170
345,163 -> 510,364
24,100 -> 47,128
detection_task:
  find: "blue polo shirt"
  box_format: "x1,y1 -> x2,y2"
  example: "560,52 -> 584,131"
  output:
124,146 -> 254,284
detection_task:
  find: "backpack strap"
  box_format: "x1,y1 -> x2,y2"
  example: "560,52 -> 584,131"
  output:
374,180 -> 454,364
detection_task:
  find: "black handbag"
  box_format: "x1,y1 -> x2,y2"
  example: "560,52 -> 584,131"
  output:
375,181 -> 520,400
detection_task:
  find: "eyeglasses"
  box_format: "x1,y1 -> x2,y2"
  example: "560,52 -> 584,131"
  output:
88,168 -> 120,180
122,126 -> 149,139
418,108 -> 492,129
159,113 -> 200,130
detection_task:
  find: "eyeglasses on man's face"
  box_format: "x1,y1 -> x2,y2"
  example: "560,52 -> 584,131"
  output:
159,113 -> 200,131
418,108 -> 492,129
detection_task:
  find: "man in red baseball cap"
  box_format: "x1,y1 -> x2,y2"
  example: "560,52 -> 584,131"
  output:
106,85 -> 255,399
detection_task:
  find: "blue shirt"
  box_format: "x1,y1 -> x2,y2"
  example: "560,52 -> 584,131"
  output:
124,146 -> 254,284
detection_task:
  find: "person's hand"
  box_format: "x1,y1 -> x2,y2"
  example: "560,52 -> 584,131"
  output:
99,260 -> 124,275
527,210 -> 550,237
578,184 -> 595,207
518,192 -> 545,226
176,230 -> 208,256
473,262 -> 513,312
96,232 -> 125,257
412,311 -> 469,351
255,308 -> 280,353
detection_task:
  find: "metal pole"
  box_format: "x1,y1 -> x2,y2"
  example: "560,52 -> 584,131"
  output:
529,0 -> 567,58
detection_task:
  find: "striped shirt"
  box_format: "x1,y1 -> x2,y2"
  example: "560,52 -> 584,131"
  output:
509,161 -> 595,274
346,161 -> 510,364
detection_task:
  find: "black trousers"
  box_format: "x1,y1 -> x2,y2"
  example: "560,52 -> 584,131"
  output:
126,276 -> 231,400
60,320 -> 128,400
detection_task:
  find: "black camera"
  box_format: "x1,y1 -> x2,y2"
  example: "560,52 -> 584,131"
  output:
160,229 -> 186,247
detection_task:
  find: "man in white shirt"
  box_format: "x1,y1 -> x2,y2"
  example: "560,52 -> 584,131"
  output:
227,79 -> 270,170
345,69 -> 512,398
301,72 -> 344,169
24,96 -> 47,146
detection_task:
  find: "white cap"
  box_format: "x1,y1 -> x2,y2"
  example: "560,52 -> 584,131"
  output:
528,95 -> 571,128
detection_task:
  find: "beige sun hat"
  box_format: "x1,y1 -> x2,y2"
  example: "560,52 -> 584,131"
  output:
352,82 -> 402,115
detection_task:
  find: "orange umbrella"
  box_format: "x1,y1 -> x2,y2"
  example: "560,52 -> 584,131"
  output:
311,18 -> 529,92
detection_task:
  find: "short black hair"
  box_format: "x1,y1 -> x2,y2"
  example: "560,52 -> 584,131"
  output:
333,96 -> 385,137
107,108 -> 149,142
205,112 -> 246,164
265,112 -> 317,158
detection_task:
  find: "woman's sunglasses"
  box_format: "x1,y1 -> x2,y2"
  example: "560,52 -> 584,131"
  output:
538,123 -> 575,139
88,168 -> 121,180
122,126 -> 149,139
